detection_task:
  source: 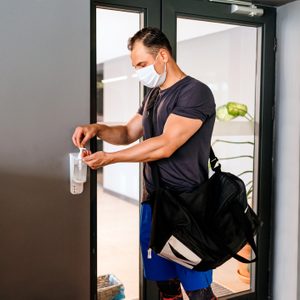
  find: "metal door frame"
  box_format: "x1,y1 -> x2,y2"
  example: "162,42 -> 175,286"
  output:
90,1 -> 276,298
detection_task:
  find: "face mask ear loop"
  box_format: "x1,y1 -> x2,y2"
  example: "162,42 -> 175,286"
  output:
155,52 -> 167,76
152,53 -> 160,74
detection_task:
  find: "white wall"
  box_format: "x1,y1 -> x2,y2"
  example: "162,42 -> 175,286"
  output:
177,26 -> 257,113
178,26 -> 258,206
96,8 -> 141,201
273,1 -> 300,299
96,9 -> 140,64
102,56 -> 140,201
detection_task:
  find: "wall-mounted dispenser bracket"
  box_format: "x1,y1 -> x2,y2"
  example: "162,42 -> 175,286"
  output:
69,150 -> 87,195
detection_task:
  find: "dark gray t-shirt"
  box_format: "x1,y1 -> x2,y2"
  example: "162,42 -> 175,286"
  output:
138,75 -> 216,198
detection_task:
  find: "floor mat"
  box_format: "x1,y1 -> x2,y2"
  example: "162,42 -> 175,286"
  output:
211,282 -> 233,298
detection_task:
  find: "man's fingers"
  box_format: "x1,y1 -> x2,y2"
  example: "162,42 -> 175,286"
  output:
72,127 -> 84,148
81,132 -> 96,148
72,124 -> 98,148
83,154 -> 98,170
82,151 -> 106,170
80,136 -> 88,148
72,128 -> 91,148
83,152 -> 96,162
81,150 -> 92,158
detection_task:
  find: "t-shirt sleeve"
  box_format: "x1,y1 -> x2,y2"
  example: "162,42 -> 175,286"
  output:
137,98 -> 146,115
172,82 -> 216,122
137,88 -> 153,115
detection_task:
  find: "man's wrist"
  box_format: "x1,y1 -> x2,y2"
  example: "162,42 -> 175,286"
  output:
96,123 -> 104,139
105,151 -> 118,165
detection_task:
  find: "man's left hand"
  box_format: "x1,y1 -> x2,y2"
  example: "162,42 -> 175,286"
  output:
82,151 -> 112,169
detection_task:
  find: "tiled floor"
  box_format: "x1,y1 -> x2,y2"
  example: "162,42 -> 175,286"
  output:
97,186 -> 250,299
97,187 -> 140,300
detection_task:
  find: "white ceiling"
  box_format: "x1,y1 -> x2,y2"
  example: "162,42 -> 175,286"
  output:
96,9 -> 140,64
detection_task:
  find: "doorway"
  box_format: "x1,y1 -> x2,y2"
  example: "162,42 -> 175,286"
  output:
177,18 -> 261,296
91,1 -> 276,299
95,7 -> 142,300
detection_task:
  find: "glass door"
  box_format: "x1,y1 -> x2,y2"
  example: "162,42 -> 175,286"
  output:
177,17 -> 260,298
162,0 -> 275,299
91,1 -> 276,299
96,8 -> 141,300
91,1 -> 160,299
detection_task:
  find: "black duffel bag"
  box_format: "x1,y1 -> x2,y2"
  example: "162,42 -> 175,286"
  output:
148,149 -> 262,271
146,88 -> 262,271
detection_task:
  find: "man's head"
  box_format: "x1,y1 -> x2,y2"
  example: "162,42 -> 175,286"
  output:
128,27 -> 173,88
128,27 -> 172,58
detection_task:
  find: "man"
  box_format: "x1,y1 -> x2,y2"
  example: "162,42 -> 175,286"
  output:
72,27 -> 216,300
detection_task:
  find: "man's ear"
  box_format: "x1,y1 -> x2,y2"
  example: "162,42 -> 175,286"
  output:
160,48 -> 170,63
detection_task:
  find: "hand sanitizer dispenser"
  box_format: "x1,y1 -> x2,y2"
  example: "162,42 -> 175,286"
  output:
69,148 -> 87,195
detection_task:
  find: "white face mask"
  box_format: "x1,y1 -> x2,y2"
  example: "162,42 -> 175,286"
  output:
135,57 -> 167,88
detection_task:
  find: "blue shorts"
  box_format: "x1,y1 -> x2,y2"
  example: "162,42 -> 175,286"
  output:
140,202 -> 212,291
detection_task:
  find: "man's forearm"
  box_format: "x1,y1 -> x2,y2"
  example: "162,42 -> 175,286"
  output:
109,135 -> 172,163
82,135 -> 173,169
96,123 -> 129,145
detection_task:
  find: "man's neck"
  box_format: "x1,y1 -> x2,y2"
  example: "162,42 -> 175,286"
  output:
159,62 -> 186,90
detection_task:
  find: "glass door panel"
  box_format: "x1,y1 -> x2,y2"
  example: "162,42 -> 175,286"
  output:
92,1 -> 275,299
96,8 -> 142,300
177,18 -> 261,298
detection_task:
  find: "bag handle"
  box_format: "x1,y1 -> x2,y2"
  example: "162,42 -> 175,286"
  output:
230,202 -> 259,263
209,147 -> 221,172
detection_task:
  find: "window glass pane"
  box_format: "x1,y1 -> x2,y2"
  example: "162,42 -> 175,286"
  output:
177,17 -> 261,297
96,8 -> 142,300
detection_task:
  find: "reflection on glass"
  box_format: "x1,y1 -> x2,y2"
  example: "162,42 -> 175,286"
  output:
96,8 -> 141,300
177,18 -> 261,297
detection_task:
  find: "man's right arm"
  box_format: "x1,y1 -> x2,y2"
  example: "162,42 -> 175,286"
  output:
72,113 -> 143,148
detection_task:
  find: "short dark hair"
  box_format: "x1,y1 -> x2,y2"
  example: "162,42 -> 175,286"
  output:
128,27 -> 173,56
